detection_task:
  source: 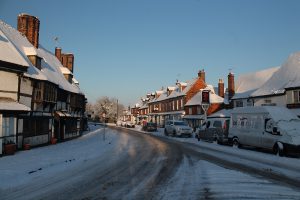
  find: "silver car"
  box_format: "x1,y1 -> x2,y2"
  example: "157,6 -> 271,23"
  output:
164,120 -> 193,137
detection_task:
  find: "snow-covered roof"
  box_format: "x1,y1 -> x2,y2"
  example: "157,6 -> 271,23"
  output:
232,66 -> 280,99
0,20 -> 83,94
60,66 -> 72,75
0,21 -> 30,68
252,52 -> 300,97
72,77 -> 79,85
0,20 -> 47,80
0,98 -> 30,111
185,85 -> 224,106
37,46 -> 82,94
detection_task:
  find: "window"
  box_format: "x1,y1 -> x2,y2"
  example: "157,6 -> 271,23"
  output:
2,117 -> 15,136
213,120 -> 222,128
206,121 -> 211,128
189,107 -> 192,115
293,91 -> 300,103
33,82 -> 43,102
23,118 -> 49,136
235,100 -> 243,107
264,99 -> 272,104
197,106 -> 202,114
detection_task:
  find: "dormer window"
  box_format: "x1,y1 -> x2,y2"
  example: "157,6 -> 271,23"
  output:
28,55 -> 42,70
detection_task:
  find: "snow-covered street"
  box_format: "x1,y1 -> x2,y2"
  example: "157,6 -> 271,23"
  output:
1,124 -> 300,199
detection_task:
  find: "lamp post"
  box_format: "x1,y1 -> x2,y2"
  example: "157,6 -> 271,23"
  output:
116,99 -> 119,125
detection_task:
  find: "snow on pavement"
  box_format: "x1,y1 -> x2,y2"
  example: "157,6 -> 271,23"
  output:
157,156 -> 300,200
0,124 -> 120,189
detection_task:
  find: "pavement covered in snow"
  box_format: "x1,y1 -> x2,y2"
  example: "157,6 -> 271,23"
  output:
1,124 -> 300,199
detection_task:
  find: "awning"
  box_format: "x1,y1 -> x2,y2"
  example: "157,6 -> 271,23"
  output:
55,111 -> 72,118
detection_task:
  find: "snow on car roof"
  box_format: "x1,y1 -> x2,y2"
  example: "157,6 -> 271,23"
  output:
232,106 -> 299,122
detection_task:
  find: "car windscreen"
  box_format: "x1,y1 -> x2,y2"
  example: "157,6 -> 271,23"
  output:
148,123 -> 156,127
174,121 -> 188,126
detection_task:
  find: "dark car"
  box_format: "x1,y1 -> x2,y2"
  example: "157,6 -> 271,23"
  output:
142,122 -> 157,132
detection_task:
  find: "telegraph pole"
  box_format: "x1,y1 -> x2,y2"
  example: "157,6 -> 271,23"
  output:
117,99 -> 119,123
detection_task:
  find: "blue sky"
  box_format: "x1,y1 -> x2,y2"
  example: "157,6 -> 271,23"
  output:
1,0 -> 300,106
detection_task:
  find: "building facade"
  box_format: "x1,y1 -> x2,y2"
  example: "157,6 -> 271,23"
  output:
0,14 -> 86,154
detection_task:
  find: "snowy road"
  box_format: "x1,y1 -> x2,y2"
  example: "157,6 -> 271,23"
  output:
1,125 -> 300,199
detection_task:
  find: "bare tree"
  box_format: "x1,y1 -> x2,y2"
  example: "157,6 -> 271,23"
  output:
93,96 -> 124,122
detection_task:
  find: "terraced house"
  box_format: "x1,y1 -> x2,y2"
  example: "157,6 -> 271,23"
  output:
147,70 -> 221,127
0,14 -> 86,155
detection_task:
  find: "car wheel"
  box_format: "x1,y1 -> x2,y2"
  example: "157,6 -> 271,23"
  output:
273,142 -> 284,157
232,138 -> 241,148
164,129 -> 168,136
173,130 -> 176,137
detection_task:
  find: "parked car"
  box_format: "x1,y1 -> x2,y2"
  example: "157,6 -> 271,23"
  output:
126,121 -> 135,128
197,117 -> 230,144
142,122 -> 157,132
164,120 -> 193,137
228,106 -> 300,156
116,120 -> 122,126
121,121 -> 127,127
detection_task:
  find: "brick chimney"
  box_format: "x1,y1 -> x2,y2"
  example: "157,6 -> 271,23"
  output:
61,53 -> 74,73
55,47 -> 62,61
198,69 -> 205,83
218,79 -> 225,98
228,72 -> 235,100
17,13 -> 40,48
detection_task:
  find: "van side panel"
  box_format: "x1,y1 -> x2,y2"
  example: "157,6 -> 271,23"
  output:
230,113 -> 265,147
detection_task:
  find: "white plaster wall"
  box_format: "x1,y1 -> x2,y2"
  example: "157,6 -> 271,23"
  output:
254,95 -> 286,107
20,77 -> 32,95
286,91 -> 294,104
0,71 -> 18,92
23,135 -> 48,146
0,71 -> 18,100
0,92 -> 17,100
19,96 -> 31,108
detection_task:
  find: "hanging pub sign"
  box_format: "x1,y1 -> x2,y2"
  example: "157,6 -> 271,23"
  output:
202,90 -> 210,104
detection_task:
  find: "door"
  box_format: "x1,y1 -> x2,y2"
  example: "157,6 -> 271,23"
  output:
260,118 -> 278,149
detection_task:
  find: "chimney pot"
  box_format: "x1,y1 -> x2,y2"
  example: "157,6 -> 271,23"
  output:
55,47 -> 62,61
228,72 -> 235,100
198,69 -> 205,83
218,78 -> 225,98
17,13 -> 40,48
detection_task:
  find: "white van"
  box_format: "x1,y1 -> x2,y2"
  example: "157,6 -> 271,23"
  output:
228,106 -> 300,156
